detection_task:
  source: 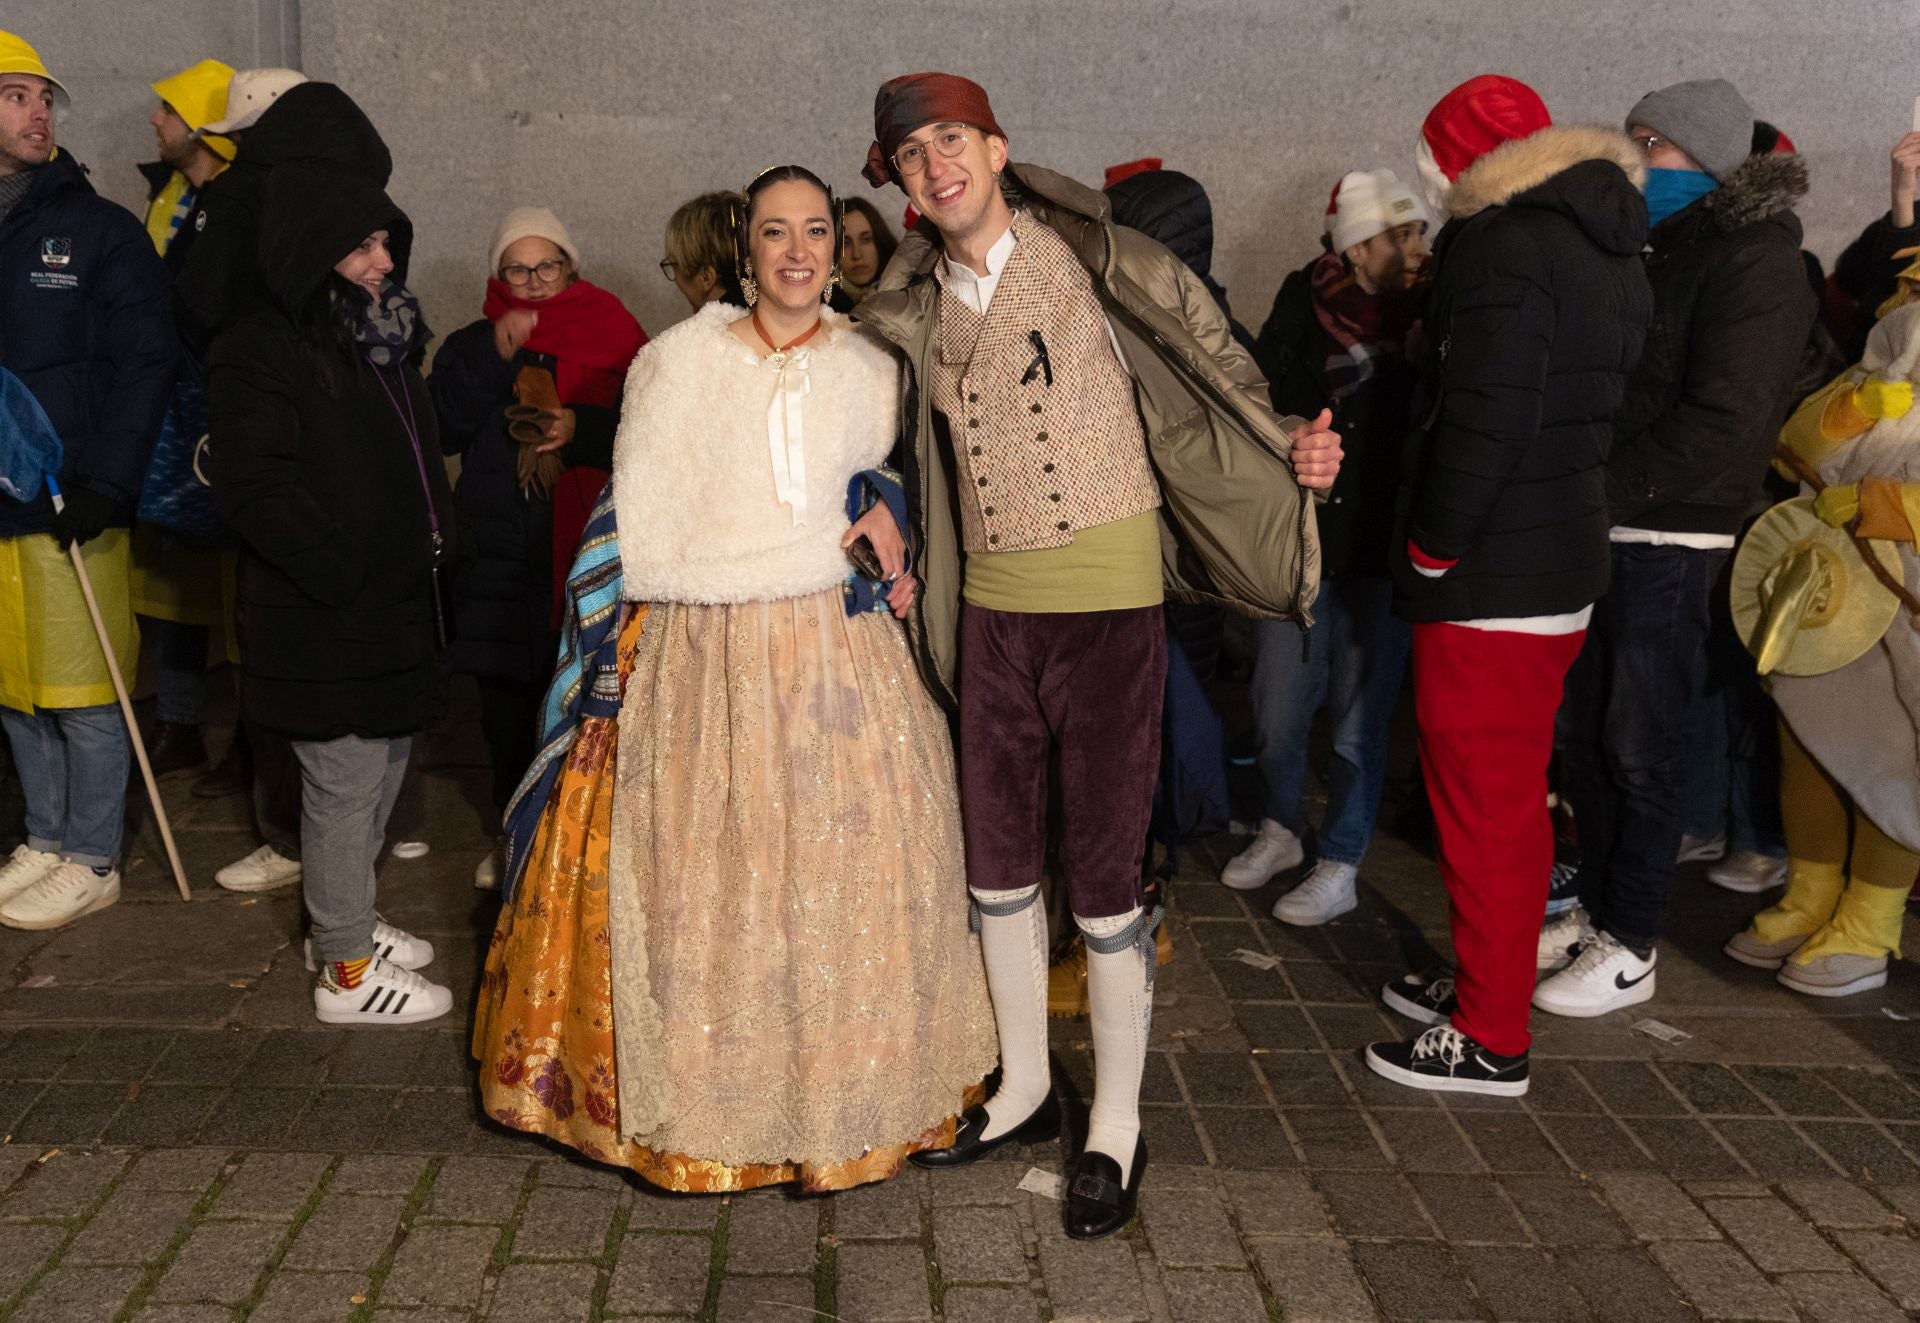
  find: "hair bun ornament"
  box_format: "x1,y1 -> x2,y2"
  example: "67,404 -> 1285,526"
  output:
863,142 -> 893,188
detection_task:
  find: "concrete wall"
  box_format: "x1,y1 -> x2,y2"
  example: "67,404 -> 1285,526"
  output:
20,0 -> 1904,344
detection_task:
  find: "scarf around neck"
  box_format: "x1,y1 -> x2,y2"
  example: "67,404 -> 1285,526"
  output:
1309,250 -> 1420,401
355,280 -> 426,366
481,277 -> 647,408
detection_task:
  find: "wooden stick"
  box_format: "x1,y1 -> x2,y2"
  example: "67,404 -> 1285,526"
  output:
56,533 -> 193,901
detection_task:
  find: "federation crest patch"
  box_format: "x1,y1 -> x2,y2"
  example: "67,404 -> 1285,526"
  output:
40,237 -> 72,269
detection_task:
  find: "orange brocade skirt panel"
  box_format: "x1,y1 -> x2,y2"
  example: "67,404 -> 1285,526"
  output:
472,607 -> 985,1193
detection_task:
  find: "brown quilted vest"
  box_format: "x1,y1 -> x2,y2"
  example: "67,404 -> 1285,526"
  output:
928,213 -> 1159,554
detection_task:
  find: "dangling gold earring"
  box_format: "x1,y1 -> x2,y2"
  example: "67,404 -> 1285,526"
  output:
823,264 -> 841,304
741,266 -> 758,307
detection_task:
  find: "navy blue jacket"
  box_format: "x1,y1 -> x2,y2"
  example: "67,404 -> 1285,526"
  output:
0,151 -> 175,537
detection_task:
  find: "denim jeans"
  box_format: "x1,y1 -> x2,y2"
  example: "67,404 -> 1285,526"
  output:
0,703 -> 130,866
139,616 -> 208,727
1561,543 -> 1728,949
1682,594 -> 1785,856
1249,575 -> 1410,866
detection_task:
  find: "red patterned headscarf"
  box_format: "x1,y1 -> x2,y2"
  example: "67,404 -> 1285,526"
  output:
864,72 -> 1006,188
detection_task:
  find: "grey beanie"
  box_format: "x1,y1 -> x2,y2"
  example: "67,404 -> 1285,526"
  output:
1626,78 -> 1756,181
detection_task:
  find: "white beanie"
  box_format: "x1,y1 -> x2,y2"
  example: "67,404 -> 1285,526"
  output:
489,207 -> 580,275
1324,169 -> 1431,256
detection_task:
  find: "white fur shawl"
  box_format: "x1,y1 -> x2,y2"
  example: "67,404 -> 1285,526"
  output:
613,302 -> 899,604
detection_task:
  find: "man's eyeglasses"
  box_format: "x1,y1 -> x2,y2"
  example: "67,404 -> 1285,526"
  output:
1630,133 -> 1668,155
893,125 -> 971,177
500,258 -> 569,285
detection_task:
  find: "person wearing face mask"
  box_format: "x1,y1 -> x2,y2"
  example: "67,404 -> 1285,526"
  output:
475,166 -> 993,1193
1224,170 -> 1431,925
428,208 -> 646,889
659,191 -> 747,311
206,161 -> 455,1027
838,195 -> 898,306
1538,79 -> 1817,1020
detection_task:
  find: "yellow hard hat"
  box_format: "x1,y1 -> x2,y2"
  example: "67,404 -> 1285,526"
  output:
0,31 -> 71,113
152,58 -> 236,160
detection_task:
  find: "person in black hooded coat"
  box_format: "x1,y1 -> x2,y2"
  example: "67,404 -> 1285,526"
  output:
207,160 -> 455,1028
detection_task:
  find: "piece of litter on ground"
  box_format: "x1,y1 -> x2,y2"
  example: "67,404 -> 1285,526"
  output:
227,981 -> 249,990
1632,1018 -> 1692,1045
1229,948 -> 1281,971
1018,1167 -> 1066,1201
349,1294 -> 367,1305
1882,1006 -> 1909,1021
35,1148 -> 60,1164
392,841 -> 430,859
18,974 -> 54,989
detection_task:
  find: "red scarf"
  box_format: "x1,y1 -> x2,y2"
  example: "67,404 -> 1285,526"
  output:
1308,251 -> 1422,402
482,277 -> 647,629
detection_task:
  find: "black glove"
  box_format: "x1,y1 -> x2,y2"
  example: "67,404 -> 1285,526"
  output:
51,485 -> 118,549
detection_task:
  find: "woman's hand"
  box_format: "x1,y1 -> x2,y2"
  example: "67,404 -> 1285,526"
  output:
534,408 -> 577,454
887,574 -> 918,618
842,502 -> 907,581
494,309 -> 540,361
1892,132 -> 1920,229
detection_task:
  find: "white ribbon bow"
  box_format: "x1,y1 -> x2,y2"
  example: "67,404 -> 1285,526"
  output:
765,347 -> 812,525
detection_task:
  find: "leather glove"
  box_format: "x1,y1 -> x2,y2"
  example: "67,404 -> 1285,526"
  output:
1852,375 -> 1914,421
513,363 -> 563,415
51,484 -> 118,549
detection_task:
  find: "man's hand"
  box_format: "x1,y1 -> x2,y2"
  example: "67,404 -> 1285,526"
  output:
1892,132 -> 1920,228
494,309 -> 539,361
533,408 -> 577,454
842,502 -> 907,581
1288,408 -> 1344,491
886,574 -> 918,618
51,485 -> 117,550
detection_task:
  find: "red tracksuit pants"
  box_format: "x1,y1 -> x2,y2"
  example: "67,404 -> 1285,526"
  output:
1412,622 -> 1586,1057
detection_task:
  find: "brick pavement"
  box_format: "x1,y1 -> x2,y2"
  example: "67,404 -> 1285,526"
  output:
1,688 -> 1916,1321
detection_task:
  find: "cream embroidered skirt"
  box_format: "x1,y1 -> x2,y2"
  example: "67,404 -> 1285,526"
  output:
605,585 -> 995,1180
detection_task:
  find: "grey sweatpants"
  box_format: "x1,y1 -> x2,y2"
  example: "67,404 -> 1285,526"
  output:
291,734 -> 411,965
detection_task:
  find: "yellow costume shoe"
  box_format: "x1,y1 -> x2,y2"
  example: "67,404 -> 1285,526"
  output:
1777,879 -> 1908,998
1046,923 -> 1174,1017
1724,860 -> 1842,971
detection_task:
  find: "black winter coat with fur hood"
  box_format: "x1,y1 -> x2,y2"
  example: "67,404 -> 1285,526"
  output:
1605,153 -> 1818,535
1395,126 -> 1653,623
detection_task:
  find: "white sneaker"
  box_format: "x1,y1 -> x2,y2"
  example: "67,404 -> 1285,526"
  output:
304,916 -> 434,973
0,863 -> 120,930
1532,930 -> 1656,1017
1221,819 -> 1304,890
1676,833 -> 1726,864
0,844 -> 62,906
214,844 -> 302,893
1705,851 -> 1787,894
312,955 -> 453,1025
473,850 -> 501,891
1273,860 -> 1358,926
1537,906 -> 1596,973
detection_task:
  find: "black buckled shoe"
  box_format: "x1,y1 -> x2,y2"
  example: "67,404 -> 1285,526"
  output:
1064,1138 -> 1147,1240
909,1093 -> 1060,1169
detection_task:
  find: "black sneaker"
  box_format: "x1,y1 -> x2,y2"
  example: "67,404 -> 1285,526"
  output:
1381,968 -> 1456,1026
1364,1026 -> 1529,1096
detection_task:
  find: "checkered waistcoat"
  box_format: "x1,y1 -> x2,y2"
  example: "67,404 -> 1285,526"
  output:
928,213 -> 1160,555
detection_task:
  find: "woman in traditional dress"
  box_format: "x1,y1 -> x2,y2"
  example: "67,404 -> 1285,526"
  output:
474,166 -> 995,1191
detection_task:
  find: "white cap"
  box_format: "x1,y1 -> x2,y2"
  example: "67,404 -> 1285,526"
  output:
1324,169 -> 1431,256
200,67 -> 307,134
489,206 -> 580,275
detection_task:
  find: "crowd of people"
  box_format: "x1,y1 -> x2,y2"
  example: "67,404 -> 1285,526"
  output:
1,31 -> 1915,1239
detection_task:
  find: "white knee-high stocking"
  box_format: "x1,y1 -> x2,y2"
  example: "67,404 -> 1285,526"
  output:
1079,907 -> 1153,1187
970,884 -> 1052,1141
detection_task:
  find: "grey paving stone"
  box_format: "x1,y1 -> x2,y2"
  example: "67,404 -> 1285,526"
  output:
1373,1109 -> 1483,1174
1823,1069 -> 1920,1122
942,1284 -> 1043,1322
1407,1172 -> 1528,1245
933,1203 -> 1028,1284
1737,1066 -> 1854,1117
285,1191 -> 409,1270
128,1306 -> 235,1323
149,1028 -> 267,1085
510,1186 -> 618,1261
835,1243 -> 932,1322
245,1028 -> 344,1087
1712,1118 -> 1843,1178
1523,1061 -> 1604,1114
1313,1170 -> 1432,1240
0,1143 -> 40,1193
64,1186 -> 198,1264
153,1218 -> 286,1304
1531,1111 -> 1655,1173
1650,1241 -> 1797,1321
1836,1229 -> 1920,1309
11,1081 -> 125,1143
2,1147 -> 129,1217
1591,1172 -> 1719,1241
61,1026 -> 177,1081
1780,1178 -> 1901,1228
1258,1053 -> 1351,1107
1656,1063 -> 1771,1116
380,1089 -> 478,1152
1202,1105 -> 1301,1169
1176,1053 -> 1272,1107
538,1155 -> 636,1191
626,1187 -> 720,1232
1141,1103 -> 1211,1166
249,1269 -> 366,1323
12,1264 -> 143,1320
1161,1267 -> 1270,1322
194,1086 -> 313,1147
0,1223 -> 66,1298
1349,1239 -> 1477,1320
923,1162 -> 1022,1207
333,1153 -> 429,1196
424,1156 -> 530,1222
834,1170 -> 924,1240
210,1151 -> 330,1220
1877,1183 -> 1920,1220
333,1029 -> 428,1085
1777,1269 -> 1911,1323
1575,1060 -> 1687,1116
1139,1184 -> 1246,1268
721,1194 -> 818,1276
1221,1170 -> 1330,1238
714,1274 -> 813,1323
1036,1229 -> 1148,1322
485,1260 -> 596,1320
380,1223 -> 499,1309
1631,1119 -> 1748,1179
1456,1244 -> 1585,1321
1452,1110 -> 1566,1174
1286,1107 -> 1389,1169
1500,1174 -> 1630,1248
103,1084 -> 221,1146
1559,1246 -> 1695,1323
1802,1121 -> 1920,1181
604,1230 -> 712,1315
287,1087 -> 400,1151
1704,1195 -> 1847,1273
0,1025 -> 95,1079
1237,1003 -> 1319,1051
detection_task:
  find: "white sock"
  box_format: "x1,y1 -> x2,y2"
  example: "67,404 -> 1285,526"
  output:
1080,907 -> 1153,1188
970,884 -> 1051,1142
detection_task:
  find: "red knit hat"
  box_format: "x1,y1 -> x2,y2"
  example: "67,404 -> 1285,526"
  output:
864,72 -> 1005,188
1421,75 -> 1552,181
